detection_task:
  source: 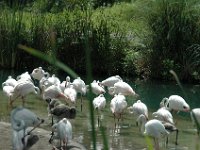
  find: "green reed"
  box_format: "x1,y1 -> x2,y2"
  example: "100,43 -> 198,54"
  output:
0,5 -> 24,68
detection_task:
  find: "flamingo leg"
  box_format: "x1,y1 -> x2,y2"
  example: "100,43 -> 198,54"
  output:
9,99 -> 14,108
113,114 -> 116,131
121,113 -> 124,122
22,96 -> 25,107
49,132 -> 54,144
118,113 -> 121,126
154,138 -> 160,150
97,110 -> 100,127
166,136 -> 169,146
175,129 -> 179,145
7,96 -> 11,110
22,128 -> 26,150
60,139 -> 62,149
81,94 -> 83,112
63,138 -> 67,150
136,121 -> 138,127
51,115 -> 54,126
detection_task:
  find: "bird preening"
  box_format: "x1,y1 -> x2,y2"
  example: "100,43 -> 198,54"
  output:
49,118 -> 72,149
11,107 -> 44,150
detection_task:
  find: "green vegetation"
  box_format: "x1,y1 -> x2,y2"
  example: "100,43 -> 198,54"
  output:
0,0 -> 200,82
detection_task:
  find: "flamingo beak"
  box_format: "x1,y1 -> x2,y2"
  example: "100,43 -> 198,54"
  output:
183,106 -> 190,112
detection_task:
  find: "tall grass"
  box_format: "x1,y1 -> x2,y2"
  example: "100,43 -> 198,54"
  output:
1,1 -> 200,80
147,0 -> 200,80
0,1 -> 148,77
0,5 -> 24,68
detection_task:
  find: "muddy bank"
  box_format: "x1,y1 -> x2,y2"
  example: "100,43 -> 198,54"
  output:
0,122 -> 86,150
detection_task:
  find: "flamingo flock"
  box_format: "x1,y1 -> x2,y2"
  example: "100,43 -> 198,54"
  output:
1,66 -> 200,150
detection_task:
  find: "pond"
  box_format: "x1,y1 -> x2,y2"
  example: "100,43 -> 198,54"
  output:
0,70 -> 200,150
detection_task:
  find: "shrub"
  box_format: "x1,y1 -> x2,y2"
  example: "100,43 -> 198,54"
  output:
147,0 -> 200,80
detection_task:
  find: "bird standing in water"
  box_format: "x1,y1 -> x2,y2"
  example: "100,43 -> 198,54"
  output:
128,100 -> 148,127
160,95 -> 190,112
110,94 -> 127,129
93,94 -> 106,126
191,108 -> 200,136
72,77 -> 87,111
9,81 -> 40,108
144,119 -> 169,150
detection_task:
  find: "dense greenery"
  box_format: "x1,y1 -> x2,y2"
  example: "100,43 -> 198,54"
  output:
0,0 -> 200,82
147,0 -> 200,81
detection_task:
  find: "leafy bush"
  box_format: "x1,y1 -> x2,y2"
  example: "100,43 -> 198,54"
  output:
147,0 -> 200,80
1,0 -> 200,82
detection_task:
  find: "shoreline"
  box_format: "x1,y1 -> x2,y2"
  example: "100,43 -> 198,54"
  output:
0,121 -> 86,150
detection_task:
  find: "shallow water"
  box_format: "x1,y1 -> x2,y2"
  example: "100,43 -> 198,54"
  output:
0,70 -> 200,150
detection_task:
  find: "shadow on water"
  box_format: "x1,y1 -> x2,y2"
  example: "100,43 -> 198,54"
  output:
0,70 -> 200,149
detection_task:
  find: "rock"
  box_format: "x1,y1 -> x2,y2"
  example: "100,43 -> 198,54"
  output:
0,122 -> 86,150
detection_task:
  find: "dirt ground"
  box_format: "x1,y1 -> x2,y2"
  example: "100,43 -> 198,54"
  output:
0,122 -> 86,150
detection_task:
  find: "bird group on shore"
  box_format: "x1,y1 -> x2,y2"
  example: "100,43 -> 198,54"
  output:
1,66 -> 200,150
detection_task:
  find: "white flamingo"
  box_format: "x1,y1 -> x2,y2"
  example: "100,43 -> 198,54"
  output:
59,81 -> 67,93
58,76 -> 69,91
100,75 -> 123,87
144,119 -> 169,150
47,74 -> 61,86
42,85 -> 69,104
11,107 -> 44,131
11,107 -> 43,150
72,77 -> 87,111
91,80 -> 106,95
136,114 -> 148,132
93,94 -> 106,126
128,100 -> 148,127
110,94 -> 127,128
50,118 -> 72,149
65,76 -> 71,87
16,71 -> 33,83
160,95 -> 190,112
10,81 -> 40,107
190,108 -> 200,136
152,107 -> 179,145
59,76 -> 71,93
39,76 -> 51,91
2,75 -> 17,87
12,128 -> 39,150
152,107 -> 174,125
31,66 -> 49,81
109,81 -> 136,96
64,85 -> 77,105
2,85 -> 14,108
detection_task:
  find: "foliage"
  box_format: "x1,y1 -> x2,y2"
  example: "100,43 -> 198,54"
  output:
146,0 -> 200,81
181,44 -> 200,81
161,59 -> 180,80
0,0 -> 200,82
32,0 -> 91,13
0,8 -> 25,68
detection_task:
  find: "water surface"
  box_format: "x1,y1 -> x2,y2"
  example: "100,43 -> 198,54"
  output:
0,70 -> 200,150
